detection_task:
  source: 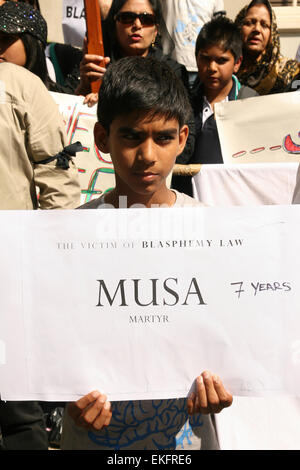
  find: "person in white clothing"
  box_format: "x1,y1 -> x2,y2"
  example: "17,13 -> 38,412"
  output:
161,0 -> 225,87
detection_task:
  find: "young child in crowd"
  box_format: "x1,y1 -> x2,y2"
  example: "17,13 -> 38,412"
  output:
192,16 -> 258,165
171,16 -> 258,196
61,56 -> 233,450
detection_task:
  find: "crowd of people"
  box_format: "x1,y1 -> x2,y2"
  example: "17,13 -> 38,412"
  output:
0,0 -> 299,451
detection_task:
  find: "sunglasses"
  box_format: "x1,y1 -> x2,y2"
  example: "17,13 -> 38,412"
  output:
114,11 -> 157,27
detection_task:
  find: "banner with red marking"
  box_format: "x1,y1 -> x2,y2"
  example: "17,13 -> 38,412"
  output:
215,91 -> 300,164
51,92 -> 115,205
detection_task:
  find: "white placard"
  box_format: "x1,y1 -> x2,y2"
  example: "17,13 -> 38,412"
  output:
0,206 -> 300,401
62,0 -> 85,48
192,162 -> 300,206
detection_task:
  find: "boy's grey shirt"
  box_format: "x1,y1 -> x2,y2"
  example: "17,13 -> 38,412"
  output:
78,189 -> 202,209
61,191 -> 219,450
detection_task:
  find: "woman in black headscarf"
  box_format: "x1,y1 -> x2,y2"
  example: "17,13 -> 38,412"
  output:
0,1 -> 49,82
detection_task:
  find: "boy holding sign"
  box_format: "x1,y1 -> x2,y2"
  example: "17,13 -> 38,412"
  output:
61,56 -> 232,450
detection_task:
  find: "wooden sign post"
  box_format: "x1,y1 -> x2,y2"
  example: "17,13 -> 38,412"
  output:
84,0 -> 105,93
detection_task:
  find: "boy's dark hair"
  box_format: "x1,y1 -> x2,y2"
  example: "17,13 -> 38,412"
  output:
195,16 -> 243,63
97,56 -> 192,131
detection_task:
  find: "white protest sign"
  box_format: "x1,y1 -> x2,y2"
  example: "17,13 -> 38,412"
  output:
215,91 -> 300,164
51,92 -> 115,205
62,0 -> 85,47
192,162 -> 300,206
0,206 -> 300,402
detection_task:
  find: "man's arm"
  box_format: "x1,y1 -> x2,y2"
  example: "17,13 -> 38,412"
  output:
26,75 -> 81,209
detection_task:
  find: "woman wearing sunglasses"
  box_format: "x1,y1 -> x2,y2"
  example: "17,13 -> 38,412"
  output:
76,0 -> 189,107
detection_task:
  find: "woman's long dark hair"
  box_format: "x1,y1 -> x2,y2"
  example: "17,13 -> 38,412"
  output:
21,33 -> 49,85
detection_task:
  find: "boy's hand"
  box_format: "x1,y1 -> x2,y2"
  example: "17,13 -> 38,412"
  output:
68,390 -> 112,431
187,371 -> 233,415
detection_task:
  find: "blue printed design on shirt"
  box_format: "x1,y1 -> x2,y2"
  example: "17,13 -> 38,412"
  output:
175,19 -> 185,34
87,399 -> 203,450
175,15 -> 202,46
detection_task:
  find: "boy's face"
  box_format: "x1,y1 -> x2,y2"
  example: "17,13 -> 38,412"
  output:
196,44 -> 241,95
94,112 -> 188,201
